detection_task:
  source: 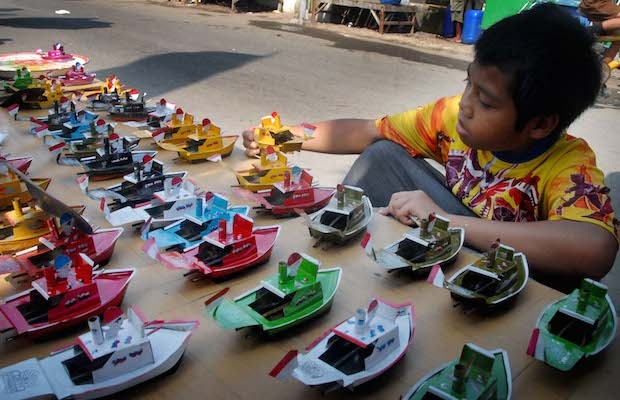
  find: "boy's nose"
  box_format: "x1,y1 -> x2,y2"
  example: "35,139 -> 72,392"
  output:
459,95 -> 473,119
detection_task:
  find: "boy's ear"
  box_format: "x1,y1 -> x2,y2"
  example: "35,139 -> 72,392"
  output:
524,114 -> 560,140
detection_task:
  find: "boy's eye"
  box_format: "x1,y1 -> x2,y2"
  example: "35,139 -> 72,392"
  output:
479,99 -> 492,109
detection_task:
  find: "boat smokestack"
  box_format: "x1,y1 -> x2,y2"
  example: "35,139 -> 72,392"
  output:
46,218 -> 60,239
283,171 -> 290,188
195,197 -> 203,218
355,308 -> 367,334
452,363 -> 466,394
88,316 -> 105,345
336,184 -> 345,209
218,219 -> 227,242
12,198 -> 23,217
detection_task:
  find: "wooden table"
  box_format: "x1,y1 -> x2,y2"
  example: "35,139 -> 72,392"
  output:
0,108 -> 618,399
313,0 -> 431,34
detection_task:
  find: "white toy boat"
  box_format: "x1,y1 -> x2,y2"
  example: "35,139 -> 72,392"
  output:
101,177 -> 199,230
270,297 -> 414,392
0,306 -> 198,400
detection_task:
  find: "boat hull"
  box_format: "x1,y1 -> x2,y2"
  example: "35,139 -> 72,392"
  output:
0,178 -> 52,211
0,268 -> 135,339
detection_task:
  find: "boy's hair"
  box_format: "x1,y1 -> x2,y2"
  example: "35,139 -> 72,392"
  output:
475,4 -> 601,134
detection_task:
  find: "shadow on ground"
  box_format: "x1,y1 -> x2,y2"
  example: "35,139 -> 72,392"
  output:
0,38 -> 12,46
249,20 -> 470,71
0,17 -> 112,30
92,51 -> 265,99
602,171 -> 620,309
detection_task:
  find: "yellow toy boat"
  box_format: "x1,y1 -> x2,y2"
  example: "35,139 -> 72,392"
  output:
164,108 -> 195,135
254,112 -> 305,153
234,148 -> 294,192
0,199 -> 85,254
0,171 -> 52,211
23,79 -> 65,109
155,117 -> 216,149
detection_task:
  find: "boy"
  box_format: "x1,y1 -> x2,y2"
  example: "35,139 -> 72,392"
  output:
243,5 -> 618,290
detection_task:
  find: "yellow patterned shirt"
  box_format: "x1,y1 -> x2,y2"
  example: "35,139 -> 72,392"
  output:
375,95 -> 619,240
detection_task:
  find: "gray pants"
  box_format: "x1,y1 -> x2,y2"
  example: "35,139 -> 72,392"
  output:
342,140 -> 477,217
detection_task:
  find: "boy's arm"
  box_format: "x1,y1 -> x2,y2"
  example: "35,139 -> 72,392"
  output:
242,119 -> 381,156
380,190 -> 617,280
449,215 -> 617,280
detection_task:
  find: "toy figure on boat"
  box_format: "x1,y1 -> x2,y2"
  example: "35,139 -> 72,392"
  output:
0,306 -> 198,400
0,253 -> 135,341
79,162 -> 187,211
252,112 -> 314,153
363,213 -> 464,273
233,167 -> 335,218
233,146 -> 306,192
60,62 -> 96,86
39,43 -> 74,61
150,214 -> 279,281
403,343 -> 511,400
143,192 -> 250,252
428,240 -> 529,309
204,252 -> 340,334
301,184 -> 373,249
0,168 -> 51,212
0,198 -> 85,255
270,297 -> 413,392
101,176 -> 199,230
527,278 -> 617,371
75,134 -> 158,181
155,118 -> 238,163
108,91 -> 154,122
0,211 -> 123,288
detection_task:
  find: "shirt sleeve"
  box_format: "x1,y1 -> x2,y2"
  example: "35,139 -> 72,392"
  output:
545,154 -> 619,242
374,96 -> 459,164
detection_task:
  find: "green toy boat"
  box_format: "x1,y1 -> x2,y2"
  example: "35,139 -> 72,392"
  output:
204,252 -> 342,335
527,278 -> 617,371
367,213 -> 464,273
404,343 -> 512,400
434,241 -> 529,308
304,184 -> 372,249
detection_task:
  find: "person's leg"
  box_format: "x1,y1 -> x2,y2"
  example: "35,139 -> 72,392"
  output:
450,0 -> 465,42
342,140 -> 477,217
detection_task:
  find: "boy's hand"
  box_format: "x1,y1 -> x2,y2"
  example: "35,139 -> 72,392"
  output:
242,128 -> 260,157
379,191 -> 447,225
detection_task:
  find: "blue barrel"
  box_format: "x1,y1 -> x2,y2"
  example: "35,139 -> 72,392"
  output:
442,5 -> 455,38
462,10 -> 484,44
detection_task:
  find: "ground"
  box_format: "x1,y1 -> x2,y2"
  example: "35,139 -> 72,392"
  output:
1,0 -> 618,302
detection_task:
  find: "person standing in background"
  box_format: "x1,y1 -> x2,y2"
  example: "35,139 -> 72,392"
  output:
580,0 -> 620,63
450,0 -> 485,42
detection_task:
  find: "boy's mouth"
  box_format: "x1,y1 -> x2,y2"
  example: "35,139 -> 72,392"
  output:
456,118 -> 469,137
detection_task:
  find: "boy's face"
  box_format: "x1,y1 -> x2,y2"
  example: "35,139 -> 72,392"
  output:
457,62 -> 531,153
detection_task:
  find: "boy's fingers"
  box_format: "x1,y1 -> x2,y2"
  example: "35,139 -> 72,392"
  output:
244,148 -> 260,157
378,207 -> 389,215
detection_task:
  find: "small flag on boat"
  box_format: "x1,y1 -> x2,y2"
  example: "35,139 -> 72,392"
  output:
207,154 -> 222,163
76,175 -> 89,193
140,217 -> 153,240
152,128 -> 166,143
427,264 -> 445,288
360,232 -> 376,260
48,139 -> 66,156
7,104 -> 19,118
142,237 -> 159,260
34,124 -> 50,138
269,350 -> 298,381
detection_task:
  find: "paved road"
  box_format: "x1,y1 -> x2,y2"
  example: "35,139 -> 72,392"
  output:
1,0 -> 618,296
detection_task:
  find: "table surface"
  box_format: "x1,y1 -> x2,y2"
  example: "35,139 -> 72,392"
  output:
0,107 -> 618,400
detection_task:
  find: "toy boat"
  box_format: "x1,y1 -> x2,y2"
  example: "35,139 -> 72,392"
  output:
108,92 -> 154,122
52,110 -> 101,141
78,142 -> 158,181
3,67 -> 33,92
84,75 -> 127,111
27,99 -> 78,132
0,199 -> 85,255
233,167 -> 334,217
434,241 -> 529,308
367,214 -> 464,273
233,147 -> 299,192
81,163 -> 187,211
153,215 -> 279,280
39,43 -> 74,61
527,278 -> 617,371
253,112 -> 308,153
0,306 -> 198,400
102,176 -> 199,230
145,98 -> 176,129
0,254 -> 135,340
152,114 -> 205,147
21,79 -> 65,109
60,62 -> 95,86
205,252 -> 340,334
0,171 -> 51,212
403,343 -> 511,400
162,108 -> 195,135
145,193 -> 250,252
303,184 -> 373,248
270,297 -> 413,391
158,133 -> 237,163
56,125 -> 140,164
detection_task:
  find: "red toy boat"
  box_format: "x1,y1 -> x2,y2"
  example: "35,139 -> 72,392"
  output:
0,219 -> 123,287
233,168 -> 334,217
148,214 -> 280,280
39,43 -> 74,61
0,254 -> 135,340
60,62 -> 95,86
